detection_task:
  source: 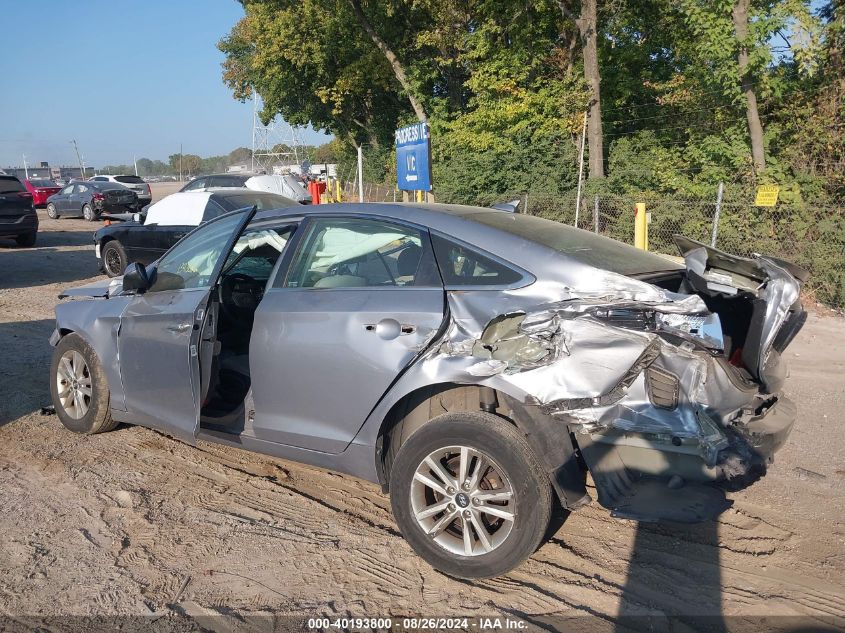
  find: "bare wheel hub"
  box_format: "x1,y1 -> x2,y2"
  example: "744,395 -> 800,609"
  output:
410,445 -> 515,557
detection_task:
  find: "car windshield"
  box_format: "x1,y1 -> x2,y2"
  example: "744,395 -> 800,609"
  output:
467,211 -> 682,276
114,175 -> 144,184
29,179 -> 56,187
0,177 -> 25,193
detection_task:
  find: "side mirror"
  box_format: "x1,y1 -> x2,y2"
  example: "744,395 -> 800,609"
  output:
122,262 -> 151,293
132,212 -> 141,223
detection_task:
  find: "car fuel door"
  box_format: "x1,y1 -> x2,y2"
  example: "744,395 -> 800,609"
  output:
116,208 -> 258,443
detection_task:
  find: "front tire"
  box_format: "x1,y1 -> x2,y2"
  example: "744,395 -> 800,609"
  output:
49,333 -> 117,434
390,411 -> 552,579
82,203 -> 96,222
101,240 -> 127,277
46,203 -> 58,219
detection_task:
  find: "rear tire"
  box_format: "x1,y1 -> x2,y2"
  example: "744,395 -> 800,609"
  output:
49,333 -> 117,435
82,203 -> 96,222
46,203 -> 58,219
15,232 -> 37,247
390,411 -> 552,579
101,240 -> 127,277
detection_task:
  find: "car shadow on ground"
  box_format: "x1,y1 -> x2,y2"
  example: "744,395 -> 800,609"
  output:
0,231 -> 100,290
0,319 -> 56,427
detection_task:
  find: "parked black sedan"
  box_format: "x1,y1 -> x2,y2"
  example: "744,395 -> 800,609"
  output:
46,181 -> 138,222
94,189 -> 299,276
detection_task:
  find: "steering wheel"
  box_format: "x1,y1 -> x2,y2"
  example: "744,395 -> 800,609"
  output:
219,273 -> 263,321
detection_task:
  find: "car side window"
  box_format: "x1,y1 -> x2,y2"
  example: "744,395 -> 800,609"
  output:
182,178 -> 206,191
147,212 -> 247,293
61,185 -> 74,195
77,185 -> 88,193
431,234 -> 524,286
282,217 -> 438,289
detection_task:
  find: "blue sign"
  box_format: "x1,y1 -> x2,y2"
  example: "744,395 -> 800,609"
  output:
395,122 -> 431,191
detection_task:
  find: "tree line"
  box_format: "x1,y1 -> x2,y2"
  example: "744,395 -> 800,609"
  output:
218,0 -> 843,205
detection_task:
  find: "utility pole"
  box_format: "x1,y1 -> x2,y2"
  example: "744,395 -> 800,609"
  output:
22,155 -> 29,180
71,139 -> 86,179
357,146 -> 364,203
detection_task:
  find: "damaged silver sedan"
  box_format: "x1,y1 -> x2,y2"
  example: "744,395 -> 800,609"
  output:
49,203 -> 807,578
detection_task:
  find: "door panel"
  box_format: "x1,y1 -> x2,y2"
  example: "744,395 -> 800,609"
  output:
116,209 -> 257,442
117,287 -> 210,443
249,288 -> 445,453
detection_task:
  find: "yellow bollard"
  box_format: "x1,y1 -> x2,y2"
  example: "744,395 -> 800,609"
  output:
335,179 -> 341,203
416,190 -> 423,203
634,202 -> 648,250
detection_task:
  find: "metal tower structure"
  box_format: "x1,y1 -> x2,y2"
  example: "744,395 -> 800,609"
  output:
251,93 -> 306,174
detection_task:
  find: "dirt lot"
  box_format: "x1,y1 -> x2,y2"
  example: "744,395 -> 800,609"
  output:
1,193 -> 844,630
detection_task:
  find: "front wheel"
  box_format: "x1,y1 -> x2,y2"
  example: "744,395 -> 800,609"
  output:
49,333 -> 118,434
101,240 -> 127,277
46,203 -> 58,219
390,411 -> 552,579
82,203 -> 96,222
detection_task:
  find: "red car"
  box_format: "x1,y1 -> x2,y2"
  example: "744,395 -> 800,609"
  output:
24,178 -> 61,207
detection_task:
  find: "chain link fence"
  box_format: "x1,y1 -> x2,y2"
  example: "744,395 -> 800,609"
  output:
522,191 -> 845,309
326,179 -> 845,309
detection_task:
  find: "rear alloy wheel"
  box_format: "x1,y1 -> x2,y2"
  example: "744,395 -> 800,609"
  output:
102,240 -> 127,277
46,203 -> 58,219
82,203 -> 96,222
390,411 -> 552,579
49,333 -> 117,434
15,232 -> 37,247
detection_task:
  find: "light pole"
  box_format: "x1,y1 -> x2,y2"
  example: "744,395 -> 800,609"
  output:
71,139 -> 86,179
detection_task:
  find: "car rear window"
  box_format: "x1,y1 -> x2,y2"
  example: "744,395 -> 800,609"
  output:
114,175 -> 144,184
29,179 -> 56,187
467,212 -> 682,276
0,176 -> 25,193
220,192 -> 298,211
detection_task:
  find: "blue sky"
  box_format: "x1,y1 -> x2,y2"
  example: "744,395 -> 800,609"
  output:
0,0 -> 330,169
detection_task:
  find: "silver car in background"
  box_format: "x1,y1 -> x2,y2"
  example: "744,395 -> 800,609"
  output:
49,203 -> 807,578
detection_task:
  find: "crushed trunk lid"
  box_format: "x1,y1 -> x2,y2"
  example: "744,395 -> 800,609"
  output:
674,235 -> 808,388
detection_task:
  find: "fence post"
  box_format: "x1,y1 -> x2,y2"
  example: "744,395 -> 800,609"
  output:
357,146 -> 364,203
711,181 -> 724,247
594,195 -> 600,233
634,202 -> 648,250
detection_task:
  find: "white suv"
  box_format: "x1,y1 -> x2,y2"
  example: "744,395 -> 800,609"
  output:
89,175 -> 151,206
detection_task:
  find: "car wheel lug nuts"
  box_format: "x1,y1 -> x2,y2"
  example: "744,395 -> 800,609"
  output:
462,482 -> 470,490
463,510 -> 471,518
472,497 -> 480,505
448,503 -> 455,511
447,487 -> 455,494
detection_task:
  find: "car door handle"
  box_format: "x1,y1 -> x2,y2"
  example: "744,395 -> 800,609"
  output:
167,322 -> 193,333
364,319 -> 416,340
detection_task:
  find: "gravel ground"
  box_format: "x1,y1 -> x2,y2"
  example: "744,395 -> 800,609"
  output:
0,196 -> 843,630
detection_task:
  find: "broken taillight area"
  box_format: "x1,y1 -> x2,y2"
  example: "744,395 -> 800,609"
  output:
589,306 -> 725,352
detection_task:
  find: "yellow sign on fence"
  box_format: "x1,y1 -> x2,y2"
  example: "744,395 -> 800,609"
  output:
755,185 -> 780,207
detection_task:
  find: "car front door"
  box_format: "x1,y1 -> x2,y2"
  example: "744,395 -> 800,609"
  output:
250,215 -> 446,453
116,209 -> 256,443
57,185 -> 74,213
